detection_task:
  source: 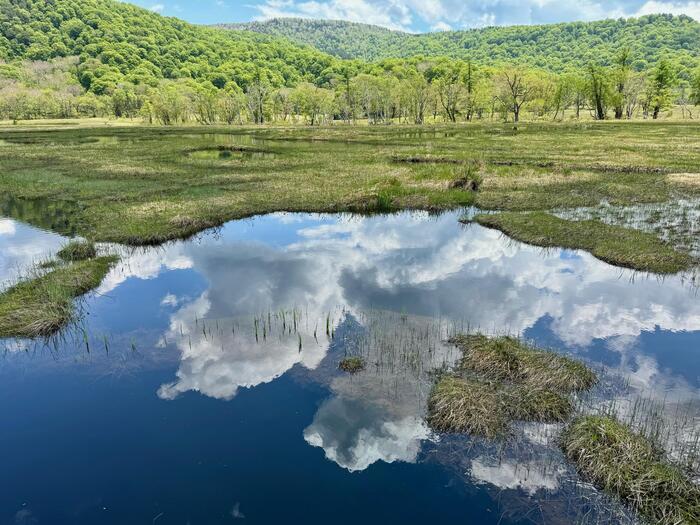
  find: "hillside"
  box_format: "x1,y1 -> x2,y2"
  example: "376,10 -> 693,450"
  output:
223,15 -> 700,71
0,0 -> 337,93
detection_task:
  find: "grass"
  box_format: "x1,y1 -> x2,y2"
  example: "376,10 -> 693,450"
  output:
0,121 -> 697,251
0,256 -> 118,338
57,240 -> 97,262
427,334 -> 596,437
561,416 -> 700,525
474,211 -> 695,274
427,375 -> 509,438
339,356 -> 366,373
453,334 -> 598,392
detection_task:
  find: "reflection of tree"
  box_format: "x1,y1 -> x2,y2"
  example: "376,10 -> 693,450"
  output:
1,195 -> 83,237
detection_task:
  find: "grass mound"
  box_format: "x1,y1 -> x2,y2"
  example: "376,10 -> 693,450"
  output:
57,240 -> 97,262
453,334 -> 597,392
561,416 -> 700,525
512,388 -> 573,423
0,256 -> 118,338
339,356 -> 365,373
427,376 -> 509,438
427,334 -> 596,437
475,212 -> 694,275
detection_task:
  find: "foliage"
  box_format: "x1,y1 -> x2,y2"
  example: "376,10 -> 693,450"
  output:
226,15 -> 700,72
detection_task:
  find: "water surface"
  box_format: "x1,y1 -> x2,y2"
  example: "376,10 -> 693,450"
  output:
1,210 -> 699,524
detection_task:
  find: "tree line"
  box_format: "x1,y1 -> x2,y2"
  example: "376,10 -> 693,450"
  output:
1,52 -> 699,124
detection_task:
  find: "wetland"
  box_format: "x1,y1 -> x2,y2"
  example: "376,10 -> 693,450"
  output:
1,122 -> 700,524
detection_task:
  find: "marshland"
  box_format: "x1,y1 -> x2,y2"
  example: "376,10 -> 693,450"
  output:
2,180 -> 700,523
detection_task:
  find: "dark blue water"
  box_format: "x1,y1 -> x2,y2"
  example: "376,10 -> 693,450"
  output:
1,211 -> 698,524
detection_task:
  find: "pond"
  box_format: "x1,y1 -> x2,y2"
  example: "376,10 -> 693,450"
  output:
1,209 -> 699,524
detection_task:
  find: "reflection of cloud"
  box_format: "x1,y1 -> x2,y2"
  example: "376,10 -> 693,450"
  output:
471,457 -> 565,495
0,220 -> 65,289
0,219 -> 16,236
157,292 -> 329,401
97,247 -> 193,295
304,396 -> 430,472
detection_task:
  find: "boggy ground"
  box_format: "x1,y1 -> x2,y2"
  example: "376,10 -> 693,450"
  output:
0,121 -> 698,273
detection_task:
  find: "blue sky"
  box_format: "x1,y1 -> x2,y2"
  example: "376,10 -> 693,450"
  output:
126,0 -> 700,32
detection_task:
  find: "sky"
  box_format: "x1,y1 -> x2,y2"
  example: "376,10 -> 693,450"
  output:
125,0 -> 700,32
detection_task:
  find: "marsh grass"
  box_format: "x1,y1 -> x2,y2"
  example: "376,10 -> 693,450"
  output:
1,122 -> 698,249
561,416 -> 700,525
428,334 -> 596,437
427,375 -> 510,438
453,334 -> 597,392
57,240 -> 97,261
339,356 -> 366,374
474,211 -> 695,274
0,256 -> 117,338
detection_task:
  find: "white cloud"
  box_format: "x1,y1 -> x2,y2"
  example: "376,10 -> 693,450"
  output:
253,0 -> 699,31
150,3 -> 165,13
635,0 -> 700,19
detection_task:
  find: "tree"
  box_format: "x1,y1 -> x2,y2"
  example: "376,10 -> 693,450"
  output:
246,79 -> 271,125
495,68 -> 537,123
401,69 -> 432,124
623,73 -> 646,119
291,82 -> 334,125
612,48 -> 632,119
692,67 -> 700,107
587,64 -> 610,120
217,87 -> 245,124
648,59 -> 677,119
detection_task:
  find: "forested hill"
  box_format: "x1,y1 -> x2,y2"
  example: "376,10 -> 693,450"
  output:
223,15 -> 700,71
0,0 -> 336,93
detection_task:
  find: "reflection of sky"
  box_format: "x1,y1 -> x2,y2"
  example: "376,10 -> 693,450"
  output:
0,218 -> 65,290
2,211 -> 700,512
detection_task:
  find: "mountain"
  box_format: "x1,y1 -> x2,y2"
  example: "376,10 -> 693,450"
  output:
0,0 -> 337,93
222,15 -> 700,71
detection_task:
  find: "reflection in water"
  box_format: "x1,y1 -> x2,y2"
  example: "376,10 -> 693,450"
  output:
0,217 -> 65,289
1,209 -> 699,523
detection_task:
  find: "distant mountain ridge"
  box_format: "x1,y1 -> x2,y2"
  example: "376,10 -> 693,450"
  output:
219,15 -> 700,71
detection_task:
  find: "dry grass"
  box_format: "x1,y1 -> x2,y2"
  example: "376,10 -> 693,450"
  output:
427,334 -> 596,437
453,334 -> 597,392
561,416 -> 700,525
427,376 -> 509,438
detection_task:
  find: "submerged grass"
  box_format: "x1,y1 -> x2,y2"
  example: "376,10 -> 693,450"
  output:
0,256 -> 117,338
561,416 -> 700,525
339,356 -> 366,374
474,211 -> 694,274
427,334 -> 596,437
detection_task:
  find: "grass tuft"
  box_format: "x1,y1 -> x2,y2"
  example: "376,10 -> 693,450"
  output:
57,240 -> 97,262
453,334 -> 598,392
427,334 -> 596,437
427,375 -> 509,438
475,211 -> 694,274
0,256 -> 118,338
561,416 -> 700,525
339,356 -> 365,373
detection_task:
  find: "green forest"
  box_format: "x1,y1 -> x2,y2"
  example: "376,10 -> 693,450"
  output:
0,0 -> 699,124
226,15 -> 700,70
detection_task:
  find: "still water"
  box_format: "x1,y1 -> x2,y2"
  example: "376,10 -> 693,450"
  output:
1,210 -> 698,524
